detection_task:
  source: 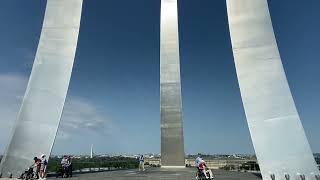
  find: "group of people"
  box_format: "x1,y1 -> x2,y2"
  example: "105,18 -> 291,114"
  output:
33,154 -> 48,179
136,154 -> 213,180
29,154 -> 211,180
60,155 -> 72,178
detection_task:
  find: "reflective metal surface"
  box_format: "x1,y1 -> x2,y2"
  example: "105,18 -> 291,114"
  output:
160,0 -> 185,167
0,0 -> 83,177
227,0 -> 319,179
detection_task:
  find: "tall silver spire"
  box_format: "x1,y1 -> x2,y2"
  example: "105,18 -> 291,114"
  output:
227,0 -> 319,179
160,0 -> 185,167
0,0 -> 83,177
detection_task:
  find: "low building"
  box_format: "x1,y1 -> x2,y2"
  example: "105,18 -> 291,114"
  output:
145,158 -> 257,170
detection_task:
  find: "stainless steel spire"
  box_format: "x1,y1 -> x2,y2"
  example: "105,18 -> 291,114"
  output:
227,0 -> 319,179
160,0 -> 185,167
0,0 -> 83,177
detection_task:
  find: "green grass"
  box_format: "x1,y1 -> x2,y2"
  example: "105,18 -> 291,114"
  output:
47,156 -> 139,173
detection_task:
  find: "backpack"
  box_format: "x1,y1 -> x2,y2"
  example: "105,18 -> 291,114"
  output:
43,159 -> 48,166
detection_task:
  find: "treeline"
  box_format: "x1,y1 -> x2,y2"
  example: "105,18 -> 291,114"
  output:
46,156 -> 139,173
221,161 -> 260,171
315,157 -> 320,165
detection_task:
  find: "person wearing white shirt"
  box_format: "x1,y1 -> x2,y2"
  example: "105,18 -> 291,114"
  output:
138,155 -> 145,171
40,154 -> 47,179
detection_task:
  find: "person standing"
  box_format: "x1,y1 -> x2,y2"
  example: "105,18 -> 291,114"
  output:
138,155 -> 145,171
67,156 -> 73,177
40,154 -> 48,179
61,155 -> 69,178
33,157 -> 41,179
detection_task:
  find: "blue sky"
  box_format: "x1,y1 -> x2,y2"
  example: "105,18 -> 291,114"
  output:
0,0 -> 319,155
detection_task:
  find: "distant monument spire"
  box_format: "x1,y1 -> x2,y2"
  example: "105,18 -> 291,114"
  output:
90,144 -> 94,159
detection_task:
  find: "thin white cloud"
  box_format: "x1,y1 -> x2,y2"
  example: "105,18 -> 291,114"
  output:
0,74 -> 118,153
57,96 -> 118,140
0,74 -> 28,152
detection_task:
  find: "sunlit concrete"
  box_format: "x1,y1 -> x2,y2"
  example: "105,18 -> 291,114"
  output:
51,168 -> 261,180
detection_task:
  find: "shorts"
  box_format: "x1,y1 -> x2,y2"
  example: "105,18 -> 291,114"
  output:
40,165 -> 46,171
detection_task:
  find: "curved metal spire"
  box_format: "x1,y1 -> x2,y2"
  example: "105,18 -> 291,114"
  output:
227,0 -> 319,179
0,0 -> 83,177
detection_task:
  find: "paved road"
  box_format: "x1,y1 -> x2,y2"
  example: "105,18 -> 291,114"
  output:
51,168 -> 261,180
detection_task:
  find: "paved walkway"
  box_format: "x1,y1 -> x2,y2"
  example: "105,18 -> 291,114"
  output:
51,168 -> 261,180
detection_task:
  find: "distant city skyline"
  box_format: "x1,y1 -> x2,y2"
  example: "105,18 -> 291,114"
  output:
0,0 -> 319,155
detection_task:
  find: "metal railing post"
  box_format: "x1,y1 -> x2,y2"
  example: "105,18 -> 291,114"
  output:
285,174 -> 290,180
270,174 -> 275,180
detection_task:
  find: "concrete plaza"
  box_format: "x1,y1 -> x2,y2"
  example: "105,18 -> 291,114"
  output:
51,168 -> 261,180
